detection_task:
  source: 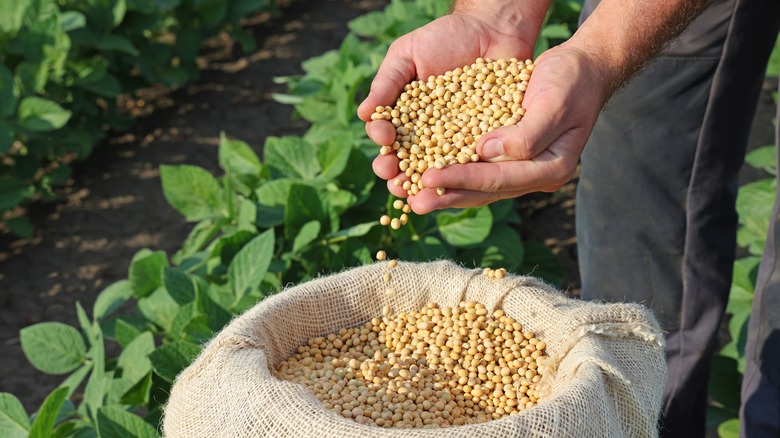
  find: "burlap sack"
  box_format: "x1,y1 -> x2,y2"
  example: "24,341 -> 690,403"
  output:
163,261 -> 667,437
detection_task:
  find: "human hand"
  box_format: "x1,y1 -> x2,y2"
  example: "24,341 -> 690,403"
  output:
407,43 -> 616,214
356,7 -> 544,200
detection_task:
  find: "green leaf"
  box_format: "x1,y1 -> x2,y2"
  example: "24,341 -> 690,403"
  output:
708,355 -> 741,410
488,199 -> 519,223
0,66 -> 17,117
29,387 -> 69,438
541,23 -> 572,39
336,147 -> 375,201
163,268 -> 196,305
16,62 -> 48,94
0,178 -> 28,211
767,33 -> 780,77
213,230 -> 255,265
0,393 -> 30,438
295,98 -> 335,123
129,250 -> 168,298
81,333 -> 107,422
228,229 -> 274,300
60,11 -> 86,31
50,421 -> 77,438
218,132 -> 263,188
520,241 -> 564,286
170,302 -> 197,339
194,0 -> 227,27
181,315 -> 212,343
534,37 -> 550,59
112,0 -> 127,26
285,184 -> 327,238
317,140 -> 352,182
93,280 -> 133,320
333,238 -> 372,268
94,35 -> 139,56
96,407 -> 157,438
0,124 -> 13,153
293,220 -> 321,252
149,341 -> 201,382
53,399 -> 75,425
17,97 -> 72,132
161,165 -> 226,221
736,178 -> 775,254
114,319 -> 142,349
255,203 -> 284,228
264,136 -> 321,180
706,405 -> 737,435
173,220 -> 219,264
110,332 -> 154,403
729,256 -> 759,305
459,224 -> 524,269
58,363 -> 92,399
138,287 -> 180,332
436,207 -> 493,247
237,200 -> 258,231
30,388 -> 68,438
717,418 -> 740,438
197,283 -> 232,331
120,372 -> 152,406
256,178 -> 310,207
301,50 -> 339,81
0,0 -> 30,34
745,145 -> 776,176
399,236 -> 451,262
75,302 -> 98,344
326,222 -> 377,240
80,73 -> 122,98
348,11 -> 387,37
271,93 -> 304,104
5,216 -> 33,238
21,322 -> 86,375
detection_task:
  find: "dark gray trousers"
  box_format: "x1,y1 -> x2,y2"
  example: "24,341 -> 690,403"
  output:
578,0 -> 780,436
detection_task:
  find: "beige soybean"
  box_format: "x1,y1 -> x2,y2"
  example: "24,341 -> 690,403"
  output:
274,301 -> 547,429
372,58 -> 535,198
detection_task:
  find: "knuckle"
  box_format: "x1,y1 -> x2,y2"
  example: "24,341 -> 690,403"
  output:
550,161 -> 577,188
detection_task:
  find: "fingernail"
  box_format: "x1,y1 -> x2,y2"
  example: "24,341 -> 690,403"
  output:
482,138 -> 504,159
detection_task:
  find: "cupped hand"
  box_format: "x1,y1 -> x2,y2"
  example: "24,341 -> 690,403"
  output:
358,11 -> 538,199
408,44 -> 615,214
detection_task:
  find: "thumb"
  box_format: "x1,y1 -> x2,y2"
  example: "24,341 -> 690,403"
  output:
476,106 -> 560,162
357,42 -> 415,122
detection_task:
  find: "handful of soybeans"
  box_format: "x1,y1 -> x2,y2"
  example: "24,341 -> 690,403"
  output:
371,57 -> 534,199
274,301 -> 547,429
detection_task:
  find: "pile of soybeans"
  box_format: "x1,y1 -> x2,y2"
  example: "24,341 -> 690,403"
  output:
274,300 -> 547,429
371,57 -> 534,201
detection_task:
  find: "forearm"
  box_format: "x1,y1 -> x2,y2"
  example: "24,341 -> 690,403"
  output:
452,0 -> 552,45
567,0 -> 712,97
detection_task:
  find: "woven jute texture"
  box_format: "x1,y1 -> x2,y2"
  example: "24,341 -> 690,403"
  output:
163,261 -> 667,437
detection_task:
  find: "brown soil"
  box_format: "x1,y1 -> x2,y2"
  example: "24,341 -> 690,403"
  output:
0,0 -> 775,415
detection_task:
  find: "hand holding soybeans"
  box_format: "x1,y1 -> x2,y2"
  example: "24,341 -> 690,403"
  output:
358,9 -> 618,215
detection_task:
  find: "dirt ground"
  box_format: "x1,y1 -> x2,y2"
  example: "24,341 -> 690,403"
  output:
0,0 -> 776,413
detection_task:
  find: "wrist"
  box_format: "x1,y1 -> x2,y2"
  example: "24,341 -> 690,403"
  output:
562,25 -> 628,99
452,0 -> 551,46
564,0 -> 711,97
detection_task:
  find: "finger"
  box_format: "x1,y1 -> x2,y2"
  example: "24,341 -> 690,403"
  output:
387,177 -> 410,198
420,152 -> 571,193
366,120 -> 397,146
372,154 -> 401,180
408,187 -> 530,215
357,42 -> 416,122
475,103 -> 564,162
